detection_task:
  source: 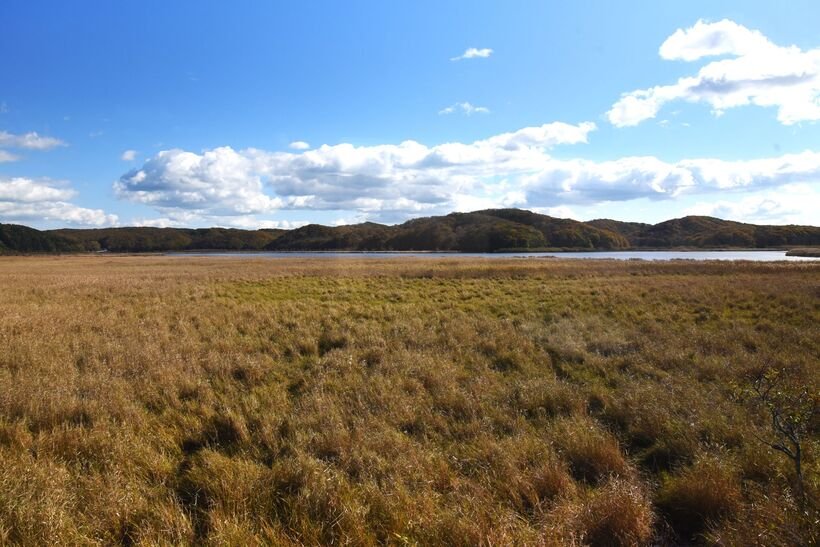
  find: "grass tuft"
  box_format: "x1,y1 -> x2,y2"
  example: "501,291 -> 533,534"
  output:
656,457 -> 742,541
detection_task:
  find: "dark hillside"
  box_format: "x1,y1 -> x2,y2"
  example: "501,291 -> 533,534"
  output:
0,223 -> 85,253
1,209 -> 818,253
627,216 -> 820,248
587,219 -> 650,240
51,227 -> 285,253
267,223 -> 391,251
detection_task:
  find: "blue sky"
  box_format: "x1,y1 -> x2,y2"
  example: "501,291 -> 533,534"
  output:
1,1 -> 819,229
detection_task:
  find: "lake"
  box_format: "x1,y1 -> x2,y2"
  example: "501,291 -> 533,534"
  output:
168,250 -> 820,261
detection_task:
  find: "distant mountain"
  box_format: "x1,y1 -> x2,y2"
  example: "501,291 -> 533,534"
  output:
1,209 -> 818,254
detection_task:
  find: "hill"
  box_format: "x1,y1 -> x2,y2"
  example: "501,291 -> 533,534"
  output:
0,209 -> 818,253
266,211 -> 629,252
0,223 -> 85,254
592,215 -> 820,248
49,227 -> 286,253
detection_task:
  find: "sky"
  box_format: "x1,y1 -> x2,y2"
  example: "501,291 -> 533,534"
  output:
1,0 -> 819,229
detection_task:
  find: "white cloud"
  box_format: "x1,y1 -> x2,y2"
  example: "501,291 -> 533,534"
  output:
132,214 -> 305,230
482,122 -> 596,150
114,146 -> 286,217
439,102 -> 491,115
532,205 -> 580,220
289,141 -> 311,150
0,177 -> 75,203
0,131 -> 66,150
222,216 -> 307,230
131,217 -> 179,228
685,184 -> 819,225
0,129 -> 65,168
522,151 -> 820,205
116,122 -> 596,223
450,47 -> 493,61
115,121 -> 820,225
607,19 -> 820,126
658,19 -> 773,61
0,177 -> 118,226
0,150 -> 20,163
121,149 -> 138,161
331,214 -> 369,227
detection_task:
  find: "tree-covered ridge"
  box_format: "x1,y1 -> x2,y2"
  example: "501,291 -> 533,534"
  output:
0,224 -> 85,254
1,209 -> 819,253
266,212 -> 628,252
49,227 -> 285,253
595,215 -> 820,248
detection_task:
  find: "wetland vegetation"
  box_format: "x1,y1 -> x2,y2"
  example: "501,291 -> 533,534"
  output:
0,256 -> 817,545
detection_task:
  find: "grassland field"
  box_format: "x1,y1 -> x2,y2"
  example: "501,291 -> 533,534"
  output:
0,256 -> 817,545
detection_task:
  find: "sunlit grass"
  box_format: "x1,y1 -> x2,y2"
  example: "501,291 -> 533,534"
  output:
0,256 -> 817,545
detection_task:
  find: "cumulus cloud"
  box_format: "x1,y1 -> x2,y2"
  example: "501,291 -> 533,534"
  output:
130,217 -> 181,228
0,150 -> 20,163
685,184 -> 819,225
115,147 -> 286,217
533,206 -> 580,220
0,177 -> 118,226
0,131 -> 66,150
121,149 -> 138,161
289,141 -> 311,150
450,47 -> 493,61
439,102 -> 491,115
521,151 -> 820,205
132,214 -> 305,229
115,122 -> 597,223
224,217 -> 307,230
607,19 -> 820,126
0,177 -> 75,203
0,130 -> 66,162
115,121 -> 820,225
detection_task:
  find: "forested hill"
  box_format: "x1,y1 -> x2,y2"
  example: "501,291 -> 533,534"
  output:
1,209 -> 819,254
0,223 -> 86,253
587,215 -> 820,248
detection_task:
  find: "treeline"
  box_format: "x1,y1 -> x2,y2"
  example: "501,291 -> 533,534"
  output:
267,210 -> 630,251
589,216 -> 820,248
1,209 -> 819,254
0,224 -> 86,253
50,227 -> 285,253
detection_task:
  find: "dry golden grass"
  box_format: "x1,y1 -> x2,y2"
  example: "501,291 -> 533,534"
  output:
0,255 -> 817,545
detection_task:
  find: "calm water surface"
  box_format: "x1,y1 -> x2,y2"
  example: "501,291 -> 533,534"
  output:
168,250 -> 819,261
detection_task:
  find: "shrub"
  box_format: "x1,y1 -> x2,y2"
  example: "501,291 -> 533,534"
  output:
656,458 -> 742,541
553,417 -> 628,484
581,479 -> 654,547
528,459 -> 577,506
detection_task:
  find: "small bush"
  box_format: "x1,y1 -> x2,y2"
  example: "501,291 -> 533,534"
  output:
656,458 -> 742,541
581,479 -> 654,547
524,459 -> 576,509
317,330 -> 348,355
513,378 -> 584,420
553,418 -> 628,484
204,412 -> 249,449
